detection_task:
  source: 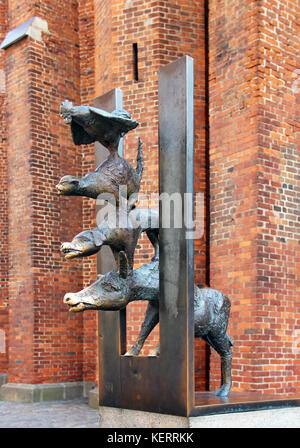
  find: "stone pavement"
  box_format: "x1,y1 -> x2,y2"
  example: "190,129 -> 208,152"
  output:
0,398 -> 100,428
0,398 -> 299,428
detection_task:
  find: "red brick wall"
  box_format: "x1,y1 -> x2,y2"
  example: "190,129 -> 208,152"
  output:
209,0 -> 299,395
78,0 -> 98,384
5,0 -> 84,383
255,0 -> 299,395
0,0 -> 8,374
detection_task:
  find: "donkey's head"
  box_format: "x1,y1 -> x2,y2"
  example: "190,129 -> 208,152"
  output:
63,251 -> 131,312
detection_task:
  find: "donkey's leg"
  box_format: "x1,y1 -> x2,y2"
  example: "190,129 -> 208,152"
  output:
124,244 -> 135,271
200,333 -> 226,385
207,332 -> 232,397
125,301 -> 159,356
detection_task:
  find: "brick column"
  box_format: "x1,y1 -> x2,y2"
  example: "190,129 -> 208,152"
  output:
0,0 -> 8,385
1,2 -> 88,402
78,0 -> 98,392
209,0 -> 299,396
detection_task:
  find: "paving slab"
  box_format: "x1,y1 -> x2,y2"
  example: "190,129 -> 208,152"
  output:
190,407 -> 300,428
0,398 -> 100,428
0,398 -> 299,428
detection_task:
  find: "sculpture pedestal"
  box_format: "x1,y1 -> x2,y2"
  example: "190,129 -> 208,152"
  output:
99,406 -> 189,428
192,391 -> 300,416
99,392 -> 300,428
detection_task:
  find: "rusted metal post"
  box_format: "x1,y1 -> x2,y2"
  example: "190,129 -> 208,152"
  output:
158,55 -> 195,415
98,57 -> 195,416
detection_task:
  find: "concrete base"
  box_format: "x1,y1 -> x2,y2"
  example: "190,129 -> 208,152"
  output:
189,407 -> 300,428
83,382 -> 96,399
99,406 -> 189,428
0,381 -> 95,403
0,373 -> 8,387
99,405 -> 300,428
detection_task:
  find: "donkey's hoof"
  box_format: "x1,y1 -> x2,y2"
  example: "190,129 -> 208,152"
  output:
124,346 -> 140,357
215,385 -> 231,397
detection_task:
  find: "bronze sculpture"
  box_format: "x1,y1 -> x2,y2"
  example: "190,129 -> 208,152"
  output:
61,208 -> 159,268
56,137 -> 143,209
60,100 -> 138,152
64,253 -> 233,397
59,97 -> 233,398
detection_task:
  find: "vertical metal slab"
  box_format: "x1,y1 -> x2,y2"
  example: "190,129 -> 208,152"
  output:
94,87 -> 123,160
94,88 -> 123,274
98,57 -> 194,417
95,89 -> 126,407
158,56 -> 195,416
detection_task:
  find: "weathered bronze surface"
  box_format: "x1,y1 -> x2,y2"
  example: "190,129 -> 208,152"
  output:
192,391 -> 300,417
59,56 -> 236,416
56,137 -> 143,207
60,100 -> 138,153
61,208 -> 159,269
92,90 -> 128,369
57,99 -> 142,208
157,55 -> 195,416
64,255 -> 233,397
94,89 -> 123,274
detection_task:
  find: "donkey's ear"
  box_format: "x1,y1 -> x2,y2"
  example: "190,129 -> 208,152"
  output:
118,251 -> 129,279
